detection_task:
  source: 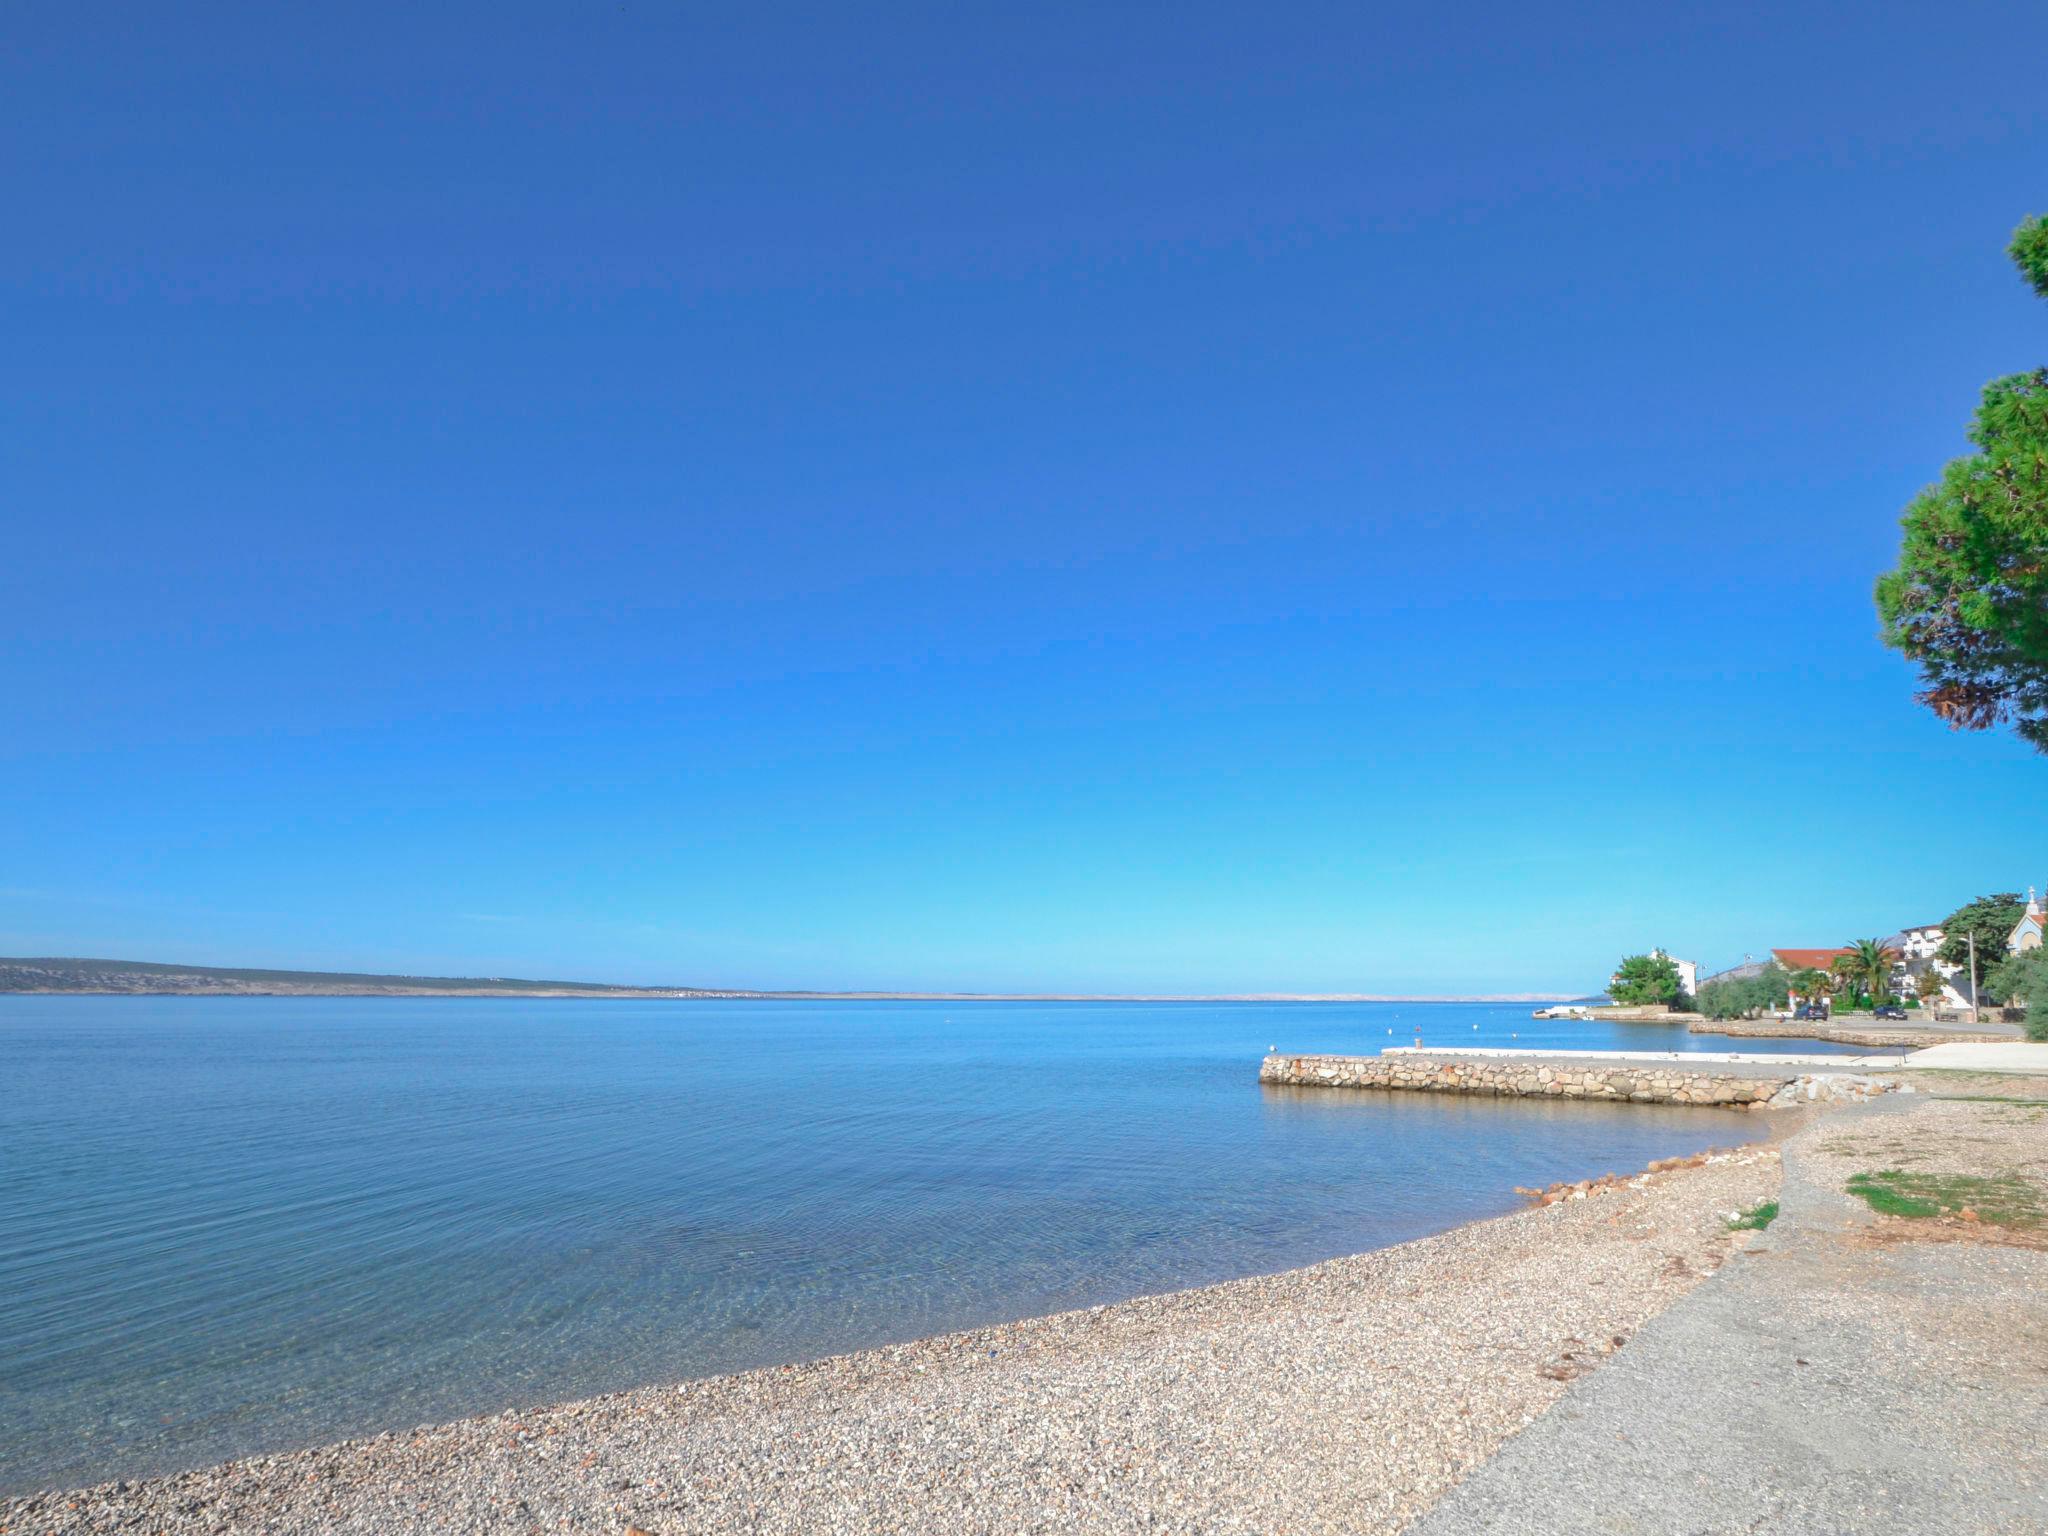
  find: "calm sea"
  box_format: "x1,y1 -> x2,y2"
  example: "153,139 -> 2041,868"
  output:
0,997 -> 1850,1493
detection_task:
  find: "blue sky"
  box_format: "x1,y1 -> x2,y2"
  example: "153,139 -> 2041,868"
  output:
4,2 -> 2046,994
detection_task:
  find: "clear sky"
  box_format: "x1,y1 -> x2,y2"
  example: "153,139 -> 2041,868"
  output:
5,2 -> 2046,994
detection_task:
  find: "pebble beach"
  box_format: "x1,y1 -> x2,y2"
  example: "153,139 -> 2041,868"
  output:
5,1145 -> 1782,1536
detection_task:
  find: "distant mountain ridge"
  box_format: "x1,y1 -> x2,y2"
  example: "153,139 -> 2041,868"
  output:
0,957 -> 696,997
0,957 -> 1579,1002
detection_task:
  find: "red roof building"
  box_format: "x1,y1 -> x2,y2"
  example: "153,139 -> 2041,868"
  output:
1771,947 -> 1853,972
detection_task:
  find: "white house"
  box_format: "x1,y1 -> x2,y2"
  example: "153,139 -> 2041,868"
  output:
1880,924 -> 1975,1009
1895,923 -> 1946,963
1664,951 -> 1699,995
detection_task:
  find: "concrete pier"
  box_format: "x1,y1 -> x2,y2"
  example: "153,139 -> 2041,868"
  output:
1258,1048 -> 1909,1110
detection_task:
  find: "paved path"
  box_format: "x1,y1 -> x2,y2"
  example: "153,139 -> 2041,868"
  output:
1412,1097 -> 2048,1535
1381,1046 -> 1913,1077
1903,1041 -> 2048,1074
1843,1018 -> 2026,1044
1708,1016 -> 2026,1047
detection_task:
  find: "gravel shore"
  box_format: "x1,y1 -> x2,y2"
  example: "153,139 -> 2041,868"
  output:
3,1144 -> 1781,1536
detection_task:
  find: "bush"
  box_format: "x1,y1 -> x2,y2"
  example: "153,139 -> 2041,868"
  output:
1985,948 -> 2048,1019
1696,964 -> 1791,1021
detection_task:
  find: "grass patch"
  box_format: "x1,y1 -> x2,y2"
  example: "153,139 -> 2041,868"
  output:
1726,1200 -> 1779,1231
1821,1137 -> 1929,1164
1971,1104 -> 2048,1126
1844,1170 -> 2048,1228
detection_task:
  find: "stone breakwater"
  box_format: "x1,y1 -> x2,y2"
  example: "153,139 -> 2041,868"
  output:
1262,1053 -> 1783,1109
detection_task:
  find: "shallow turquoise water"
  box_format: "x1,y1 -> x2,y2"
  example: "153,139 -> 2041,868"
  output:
0,997 -> 1834,1492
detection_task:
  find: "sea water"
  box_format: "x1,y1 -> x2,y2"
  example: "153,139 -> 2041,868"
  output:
0,997 -> 1842,1492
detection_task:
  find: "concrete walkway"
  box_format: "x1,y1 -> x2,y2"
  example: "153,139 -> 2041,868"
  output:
1381,1045 -> 1914,1076
1701,1015 -> 2026,1048
1903,1040 -> 2048,1074
1411,1096 -> 2048,1535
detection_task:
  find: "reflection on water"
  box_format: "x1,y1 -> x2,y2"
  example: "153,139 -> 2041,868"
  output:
0,997 -> 1777,1492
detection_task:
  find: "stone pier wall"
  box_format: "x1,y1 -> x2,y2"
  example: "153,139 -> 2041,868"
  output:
1259,1053 -> 1788,1109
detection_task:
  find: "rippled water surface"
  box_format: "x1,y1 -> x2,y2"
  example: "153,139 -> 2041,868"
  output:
0,997 -> 1835,1491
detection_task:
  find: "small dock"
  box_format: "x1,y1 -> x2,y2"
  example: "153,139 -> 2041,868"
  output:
1259,1047 -> 1912,1110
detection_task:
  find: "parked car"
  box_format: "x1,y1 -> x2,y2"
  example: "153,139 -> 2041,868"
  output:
1873,1004 -> 1908,1020
1793,1004 -> 1822,1021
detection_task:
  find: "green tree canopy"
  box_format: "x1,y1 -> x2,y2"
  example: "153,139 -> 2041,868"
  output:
1609,952 -> 1682,1006
1934,893 -> 2025,973
1985,947 -> 2048,1003
1985,949 -> 2048,1030
1755,961 -> 1792,1009
1697,962 -> 1790,1020
1875,215 -> 2048,751
1695,980 -> 1740,1020
2013,214 -> 2048,300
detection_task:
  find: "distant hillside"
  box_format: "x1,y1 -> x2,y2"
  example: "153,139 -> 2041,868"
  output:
0,957 -> 701,997
0,957 -> 1581,1002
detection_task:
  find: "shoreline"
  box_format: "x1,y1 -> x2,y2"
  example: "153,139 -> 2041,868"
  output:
5,1140 -> 1785,1534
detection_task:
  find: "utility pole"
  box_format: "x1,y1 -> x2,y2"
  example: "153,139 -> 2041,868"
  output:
1969,930 -> 1980,1024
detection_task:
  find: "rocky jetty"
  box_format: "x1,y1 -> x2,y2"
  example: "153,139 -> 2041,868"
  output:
1261,1052 -> 1785,1108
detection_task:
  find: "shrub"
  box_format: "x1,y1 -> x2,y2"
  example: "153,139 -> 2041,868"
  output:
1985,949 -> 2048,1024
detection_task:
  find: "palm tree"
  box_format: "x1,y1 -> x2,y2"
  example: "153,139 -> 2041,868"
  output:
1844,938 -> 1901,1006
1826,955 -> 1862,1009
